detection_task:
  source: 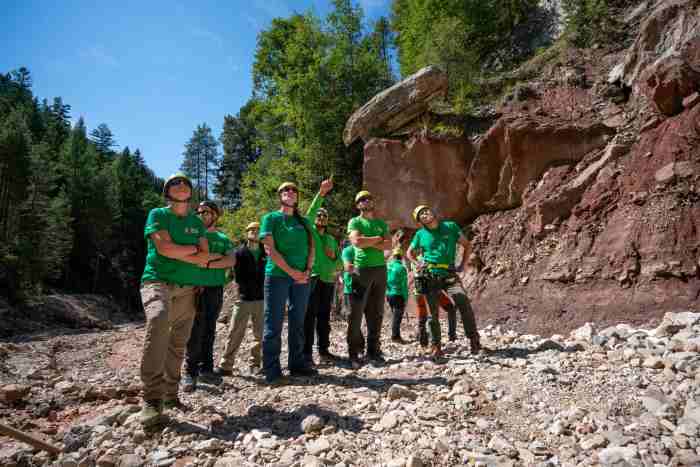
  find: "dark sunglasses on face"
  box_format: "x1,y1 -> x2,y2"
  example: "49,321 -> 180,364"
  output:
198,210 -> 213,216
357,197 -> 372,203
170,179 -> 189,187
281,187 -> 298,193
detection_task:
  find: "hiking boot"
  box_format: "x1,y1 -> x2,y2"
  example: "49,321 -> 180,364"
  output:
319,351 -> 337,364
290,367 -> 319,377
248,365 -> 263,376
265,375 -> 288,386
470,336 -> 482,355
199,371 -> 223,386
181,374 -> 196,393
368,353 -> 386,366
430,344 -> 445,360
213,367 -> 233,378
391,336 -> 407,344
138,399 -> 163,427
303,353 -> 316,368
349,355 -> 363,370
163,397 -> 189,412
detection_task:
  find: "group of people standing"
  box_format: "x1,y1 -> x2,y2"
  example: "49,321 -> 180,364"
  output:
136,173 -> 480,426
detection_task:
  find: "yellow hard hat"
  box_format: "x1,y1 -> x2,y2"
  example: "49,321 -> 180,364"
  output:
246,222 -> 260,231
277,182 -> 298,193
412,205 -> 430,222
355,190 -> 373,203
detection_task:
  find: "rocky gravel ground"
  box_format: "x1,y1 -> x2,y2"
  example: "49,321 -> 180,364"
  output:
1,310 -> 700,467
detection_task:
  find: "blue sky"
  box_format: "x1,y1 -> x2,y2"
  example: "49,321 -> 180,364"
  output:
1,0 -> 392,178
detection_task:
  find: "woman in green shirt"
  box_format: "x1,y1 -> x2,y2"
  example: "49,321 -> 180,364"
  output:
259,181 -> 317,384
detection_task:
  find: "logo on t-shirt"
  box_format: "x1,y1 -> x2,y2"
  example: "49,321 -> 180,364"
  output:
184,227 -> 199,235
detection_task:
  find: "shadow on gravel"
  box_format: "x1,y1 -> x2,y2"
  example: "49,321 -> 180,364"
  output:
482,341 -> 585,359
170,403 -> 364,440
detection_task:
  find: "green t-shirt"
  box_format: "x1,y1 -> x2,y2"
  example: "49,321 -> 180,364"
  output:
409,220 -> 462,275
259,210 -> 312,278
306,193 -> 340,284
341,245 -> 355,295
199,230 -> 234,287
386,258 -> 408,300
346,216 -> 389,268
141,207 -> 207,286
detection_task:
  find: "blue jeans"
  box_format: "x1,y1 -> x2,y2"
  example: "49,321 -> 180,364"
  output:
262,275 -> 311,381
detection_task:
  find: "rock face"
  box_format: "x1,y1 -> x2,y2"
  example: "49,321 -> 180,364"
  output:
351,0 -> 700,335
343,66 -> 448,145
363,136 -> 474,228
612,0 -> 700,115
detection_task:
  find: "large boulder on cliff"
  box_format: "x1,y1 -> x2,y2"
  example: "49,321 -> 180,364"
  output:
343,66 -> 448,146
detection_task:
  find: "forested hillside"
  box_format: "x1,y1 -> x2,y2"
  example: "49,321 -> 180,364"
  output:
0,68 -> 163,311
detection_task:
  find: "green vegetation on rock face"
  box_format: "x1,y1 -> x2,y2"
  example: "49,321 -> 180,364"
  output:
561,0 -> 626,48
390,0 -> 538,112
0,68 -> 164,308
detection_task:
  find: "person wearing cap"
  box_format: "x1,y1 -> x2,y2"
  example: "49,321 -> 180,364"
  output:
386,248 -> 409,343
259,181 -> 324,384
303,179 -> 339,366
346,190 -> 393,368
406,205 -> 481,359
138,173 -> 210,426
182,201 -> 236,392
215,221 -> 267,377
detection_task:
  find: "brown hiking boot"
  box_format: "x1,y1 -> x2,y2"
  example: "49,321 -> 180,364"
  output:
430,344 -> 444,360
470,336 -> 482,355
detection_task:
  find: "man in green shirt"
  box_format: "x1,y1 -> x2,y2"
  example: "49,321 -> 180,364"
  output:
304,179 -> 339,365
407,205 -> 481,359
386,248 -> 409,344
138,173 -> 210,426
182,201 -> 235,392
346,190 -> 393,368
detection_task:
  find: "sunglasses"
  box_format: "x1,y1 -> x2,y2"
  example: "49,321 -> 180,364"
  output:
197,210 -> 213,216
280,187 -> 298,193
357,197 -> 373,203
170,179 -> 189,187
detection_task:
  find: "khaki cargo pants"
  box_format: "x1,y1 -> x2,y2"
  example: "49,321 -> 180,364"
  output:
140,282 -> 197,401
219,300 -> 263,371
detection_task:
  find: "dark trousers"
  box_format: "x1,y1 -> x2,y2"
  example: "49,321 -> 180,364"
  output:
387,295 -> 405,339
425,274 -> 478,345
185,286 -> 223,376
347,266 -> 387,358
304,277 -> 335,357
